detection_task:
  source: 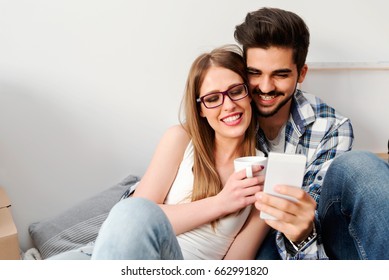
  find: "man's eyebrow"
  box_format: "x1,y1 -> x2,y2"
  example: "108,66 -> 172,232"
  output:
273,68 -> 292,74
246,67 -> 260,73
246,67 -> 293,74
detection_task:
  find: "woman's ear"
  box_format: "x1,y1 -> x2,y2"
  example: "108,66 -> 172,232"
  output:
199,104 -> 206,117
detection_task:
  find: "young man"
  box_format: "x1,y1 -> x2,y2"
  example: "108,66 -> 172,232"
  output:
234,7 -> 389,259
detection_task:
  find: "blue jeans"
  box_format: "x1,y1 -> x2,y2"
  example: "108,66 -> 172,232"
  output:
256,151 -> 389,260
91,197 -> 184,260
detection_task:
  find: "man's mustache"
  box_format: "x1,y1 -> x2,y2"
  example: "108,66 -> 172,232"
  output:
252,88 -> 284,96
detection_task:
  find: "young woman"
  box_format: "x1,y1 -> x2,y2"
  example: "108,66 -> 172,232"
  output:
90,45 -> 269,260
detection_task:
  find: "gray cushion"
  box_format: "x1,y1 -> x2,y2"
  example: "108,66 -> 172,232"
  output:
28,174 -> 140,259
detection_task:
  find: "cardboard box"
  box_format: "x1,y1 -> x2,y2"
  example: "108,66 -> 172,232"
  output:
0,187 -> 20,260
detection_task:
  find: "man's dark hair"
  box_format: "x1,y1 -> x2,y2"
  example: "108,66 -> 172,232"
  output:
234,7 -> 310,72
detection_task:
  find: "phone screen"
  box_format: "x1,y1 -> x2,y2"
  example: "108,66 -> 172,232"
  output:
260,152 -> 307,220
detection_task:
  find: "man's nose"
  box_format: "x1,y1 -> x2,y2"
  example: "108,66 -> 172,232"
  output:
256,76 -> 275,94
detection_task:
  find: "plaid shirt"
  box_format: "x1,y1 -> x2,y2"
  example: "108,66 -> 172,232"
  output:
256,90 -> 354,260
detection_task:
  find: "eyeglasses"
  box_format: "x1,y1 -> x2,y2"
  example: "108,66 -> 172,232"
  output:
196,83 -> 249,109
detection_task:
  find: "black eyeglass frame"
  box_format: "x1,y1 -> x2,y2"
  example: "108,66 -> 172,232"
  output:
196,83 -> 249,109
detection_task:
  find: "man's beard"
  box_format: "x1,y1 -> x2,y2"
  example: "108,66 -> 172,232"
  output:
252,86 -> 297,118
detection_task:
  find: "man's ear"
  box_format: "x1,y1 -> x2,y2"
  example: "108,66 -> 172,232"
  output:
298,64 -> 308,83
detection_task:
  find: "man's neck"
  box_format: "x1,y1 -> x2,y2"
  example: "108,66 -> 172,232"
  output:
259,104 -> 291,141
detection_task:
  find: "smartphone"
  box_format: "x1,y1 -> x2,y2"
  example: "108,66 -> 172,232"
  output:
260,152 -> 307,220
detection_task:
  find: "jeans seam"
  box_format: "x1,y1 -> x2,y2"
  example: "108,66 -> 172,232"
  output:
322,196 -> 340,217
348,226 -> 367,260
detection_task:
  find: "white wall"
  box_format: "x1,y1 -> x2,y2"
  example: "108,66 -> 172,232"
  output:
0,0 -> 388,251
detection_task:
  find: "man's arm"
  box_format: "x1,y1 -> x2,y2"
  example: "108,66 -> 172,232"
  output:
257,118 -> 353,259
303,119 -> 354,202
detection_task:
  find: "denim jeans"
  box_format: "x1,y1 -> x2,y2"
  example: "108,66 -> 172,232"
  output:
256,151 -> 389,260
91,197 -> 184,259
318,151 -> 389,259
255,229 -> 281,260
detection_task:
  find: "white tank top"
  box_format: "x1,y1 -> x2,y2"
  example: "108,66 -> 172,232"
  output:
164,141 -> 260,259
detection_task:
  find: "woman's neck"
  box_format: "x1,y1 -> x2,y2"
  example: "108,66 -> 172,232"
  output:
213,136 -> 245,186
214,136 -> 244,164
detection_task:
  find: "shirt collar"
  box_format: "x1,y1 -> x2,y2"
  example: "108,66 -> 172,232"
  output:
290,89 -> 316,136
256,90 -> 316,154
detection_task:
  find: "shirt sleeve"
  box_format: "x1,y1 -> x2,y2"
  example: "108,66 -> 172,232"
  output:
275,212 -> 329,260
276,119 -> 353,260
304,118 -> 354,203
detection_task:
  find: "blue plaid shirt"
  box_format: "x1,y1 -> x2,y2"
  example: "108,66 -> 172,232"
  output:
256,90 -> 354,260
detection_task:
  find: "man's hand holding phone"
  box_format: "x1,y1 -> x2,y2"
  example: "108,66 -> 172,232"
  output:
255,152 -> 316,243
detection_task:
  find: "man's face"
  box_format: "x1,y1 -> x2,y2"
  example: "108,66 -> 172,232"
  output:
246,47 -> 307,118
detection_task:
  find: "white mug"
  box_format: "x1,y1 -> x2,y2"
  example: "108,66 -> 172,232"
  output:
234,156 -> 267,178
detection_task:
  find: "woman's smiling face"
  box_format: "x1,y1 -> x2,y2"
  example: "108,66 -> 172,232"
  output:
198,66 -> 252,141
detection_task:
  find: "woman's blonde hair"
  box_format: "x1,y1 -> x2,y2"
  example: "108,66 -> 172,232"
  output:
180,45 -> 257,204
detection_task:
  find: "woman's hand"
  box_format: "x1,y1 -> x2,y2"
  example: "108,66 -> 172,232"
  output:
216,165 -> 265,216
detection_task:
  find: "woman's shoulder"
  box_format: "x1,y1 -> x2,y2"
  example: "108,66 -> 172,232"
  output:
157,124 -> 191,156
164,124 -> 191,143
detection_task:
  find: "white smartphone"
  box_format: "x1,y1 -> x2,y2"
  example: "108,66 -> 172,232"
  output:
260,152 -> 307,220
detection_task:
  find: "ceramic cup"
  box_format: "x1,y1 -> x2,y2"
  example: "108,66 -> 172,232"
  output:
233,156 -> 267,178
